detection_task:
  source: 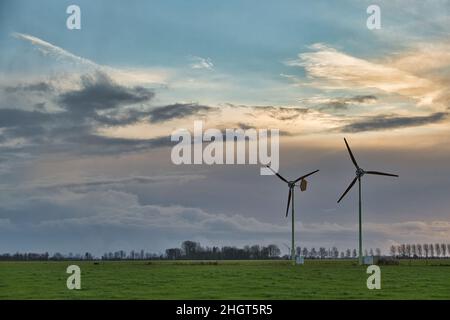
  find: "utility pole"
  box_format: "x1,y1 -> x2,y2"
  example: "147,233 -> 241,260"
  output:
291,186 -> 295,265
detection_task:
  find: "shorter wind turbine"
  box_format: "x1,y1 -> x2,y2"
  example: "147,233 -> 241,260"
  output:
267,166 -> 319,264
337,138 -> 398,265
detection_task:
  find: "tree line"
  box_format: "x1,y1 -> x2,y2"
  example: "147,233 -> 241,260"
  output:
1,241 -> 449,261
389,243 -> 450,258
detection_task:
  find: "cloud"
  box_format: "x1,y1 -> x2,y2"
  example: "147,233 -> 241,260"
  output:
59,72 -> 154,115
255,106 -> 309,121
0,109 -> 54,128
0,188 -> 287,253
4,82 -> 53,93
12,32 -> 168,86
339,112 -> 448,133
1,174 -> 205,193
365,220 -> 450,244
0,109 -> 61,144
149,103 -> 214,123
286,43 -> 445,108
189,56 -> 214,70
12,32 -> 97,67
68,134 -> 174,155
1,186 -> 448,254
226,104 -> 310,121
389,43 -> 450,76
311,95 -> 378,111
0,71 -> 177,155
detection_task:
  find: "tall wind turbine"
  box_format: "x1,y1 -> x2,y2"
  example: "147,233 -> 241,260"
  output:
266,166 -> 319,264
337,138 -> 398,265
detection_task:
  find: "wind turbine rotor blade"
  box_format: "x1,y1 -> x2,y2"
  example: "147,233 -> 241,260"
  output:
286,188 -> 292,217
344,138 -> 359,168
294,170 -> 320,183
365,171 -> 399,177
337,176 -> 358,203
266,165 -> 288,183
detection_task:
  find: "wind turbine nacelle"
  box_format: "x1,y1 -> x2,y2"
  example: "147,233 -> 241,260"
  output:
300,179 -> 307,191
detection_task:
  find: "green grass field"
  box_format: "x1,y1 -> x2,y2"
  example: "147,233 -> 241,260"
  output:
0,259 -> 449,299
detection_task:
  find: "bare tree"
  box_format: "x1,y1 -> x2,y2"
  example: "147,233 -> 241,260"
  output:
332,247 -> 339,259
401,244 -> 406,257
165,248 -> 182,260
352,249 -> 357,258
424,243 -> 429,258
430,244 -> 434,257
268,244 -> 281,258
319,247 -> 327,259
390,245 -> 397,257
375,248 -> 381,256
345,249 -> 351,258
435,243 -> 441,258
182,240 -> 200,258
302,247 -> 308,257
411,244 -> 416,257
250,245 -> 261,259
417,244 -> 422,257
369,248 -> 374,256
441,244 -> 447,257
406,244 -> 411,257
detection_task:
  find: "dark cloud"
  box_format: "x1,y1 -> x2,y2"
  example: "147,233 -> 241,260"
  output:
350,95 -> 377,103
68,134 -> 174,155
237,123 -> 255,130
0,109 -> 59,141
4,82 -> 53,93
148,103 -> 213,123
0,72 -> 170,155
340,112 -> 448,132
59,72 -> 154,117
318,95 -> 377,111
0,109 -> 54,128
235,123 -> 294,136
34,102 -> 46,110
235,105 -> 309,121
262,106 -> 309,121
35,175 -> 203,192
92,109 -> 152,126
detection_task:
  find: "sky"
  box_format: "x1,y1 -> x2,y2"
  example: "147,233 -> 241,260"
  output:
0,0 -> 449,256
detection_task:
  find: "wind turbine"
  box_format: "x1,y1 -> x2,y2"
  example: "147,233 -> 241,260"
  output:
266,166 -> 319,265
337,138 -> 398,265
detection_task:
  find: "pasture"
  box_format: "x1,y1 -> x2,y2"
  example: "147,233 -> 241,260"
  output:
0,259 -> 449,299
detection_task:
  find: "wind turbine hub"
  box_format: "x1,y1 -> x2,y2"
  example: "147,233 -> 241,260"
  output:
356,168 -> 365,177
288,182 -> 295,188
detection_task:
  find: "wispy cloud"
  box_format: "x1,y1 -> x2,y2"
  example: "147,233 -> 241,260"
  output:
149,103 -> 214,123
189,56 -> 214,70
12,32 -> 168,86
1,174 -> 205,193
12,32 -> 97,67
286,43 -> 448,109
300,95 -> 378,112
339,112 -> 448,133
